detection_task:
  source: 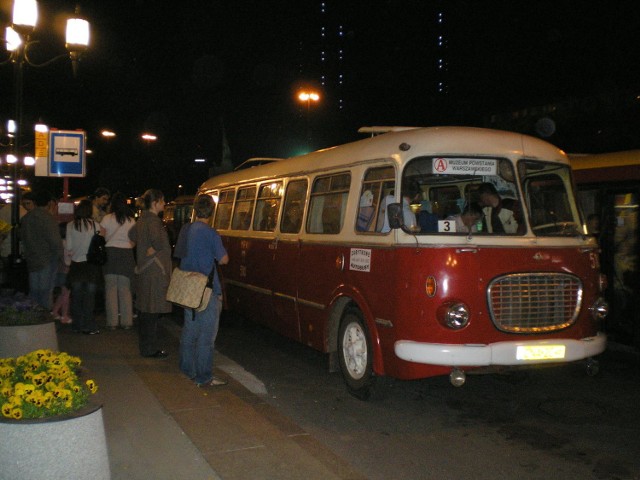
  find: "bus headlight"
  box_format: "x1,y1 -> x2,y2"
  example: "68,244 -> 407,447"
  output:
437,302 -> 470,330
590,297 -> 609,320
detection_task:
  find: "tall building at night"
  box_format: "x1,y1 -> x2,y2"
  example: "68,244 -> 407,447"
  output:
297,2 -> 450,123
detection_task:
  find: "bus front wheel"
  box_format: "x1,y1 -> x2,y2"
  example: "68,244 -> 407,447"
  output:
338,308 -> 376,400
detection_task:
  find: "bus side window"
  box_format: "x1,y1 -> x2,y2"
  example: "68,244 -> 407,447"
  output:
213,189 -> 234,230
308,173 -> 350,234
357,166 -> 395,233
231,186 -> 257,230
253,182 -> 282,232
280,179 -> 307,234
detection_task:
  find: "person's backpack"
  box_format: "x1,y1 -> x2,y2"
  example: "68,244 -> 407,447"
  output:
87,222 -> 107,266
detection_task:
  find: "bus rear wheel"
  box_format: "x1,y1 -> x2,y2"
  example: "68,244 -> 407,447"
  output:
338,308 -> 376,400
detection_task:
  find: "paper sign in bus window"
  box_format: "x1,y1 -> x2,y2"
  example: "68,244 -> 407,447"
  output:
432,157 -> 497,176
438,219 -> 457,233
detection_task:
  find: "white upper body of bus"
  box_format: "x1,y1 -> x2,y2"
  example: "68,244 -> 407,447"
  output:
198,126 -> 594,249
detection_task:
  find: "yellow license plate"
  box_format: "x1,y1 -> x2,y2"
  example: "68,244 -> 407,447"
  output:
516,345 -> 566,361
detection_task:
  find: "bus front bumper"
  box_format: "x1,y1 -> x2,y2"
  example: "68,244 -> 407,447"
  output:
394,332 -> 606,366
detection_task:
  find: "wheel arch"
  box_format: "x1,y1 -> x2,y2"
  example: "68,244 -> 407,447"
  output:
325,290 -> 385,376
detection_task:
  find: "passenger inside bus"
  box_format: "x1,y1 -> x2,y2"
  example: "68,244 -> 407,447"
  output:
357,190 -> 375,231
417,200 -> 438,233
446,202 -> 484,234
477,182 -> 519,234
281,204 -> 302,233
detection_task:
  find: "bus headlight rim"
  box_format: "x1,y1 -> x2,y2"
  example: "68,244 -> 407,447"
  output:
437,301 -> 470,330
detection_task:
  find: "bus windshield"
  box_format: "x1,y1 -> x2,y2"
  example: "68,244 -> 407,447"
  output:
400,156 -> 581,236
518,160 -> 582,237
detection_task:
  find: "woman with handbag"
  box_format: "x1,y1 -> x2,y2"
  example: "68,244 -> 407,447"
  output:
174,194 -> 229,387
65,199 -> 102,335
128,189 -> 172,358
100,192 -> 136,330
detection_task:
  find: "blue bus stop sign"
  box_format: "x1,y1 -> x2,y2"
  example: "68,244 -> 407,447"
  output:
48,130 -> 86,177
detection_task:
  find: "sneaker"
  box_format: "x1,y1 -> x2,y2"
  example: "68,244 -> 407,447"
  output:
83,330 -> 100,335
197,377 -> 227,387
60,317 -> 73,324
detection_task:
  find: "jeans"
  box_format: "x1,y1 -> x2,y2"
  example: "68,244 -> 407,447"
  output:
179,296 -> 222,384
28,259 -> 58,310
104,274 -> 133,328
70,280 -> 98,332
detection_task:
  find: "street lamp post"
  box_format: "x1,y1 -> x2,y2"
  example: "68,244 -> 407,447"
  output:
297,90 -> 320,150
2,0 -> 90,264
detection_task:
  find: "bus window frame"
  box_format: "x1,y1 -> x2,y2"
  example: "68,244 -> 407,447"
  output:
356,165 -> 396,234
253,181 -> 283,232
280,178 -> 309,234
231,185 -> 257,231
213,188 -> 235,230
307,172 -> 351,235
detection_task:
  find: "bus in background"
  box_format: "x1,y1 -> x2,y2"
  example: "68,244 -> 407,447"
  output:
163,195 -> 195,248
199,126 -> 608,399
570,151 -> 639,347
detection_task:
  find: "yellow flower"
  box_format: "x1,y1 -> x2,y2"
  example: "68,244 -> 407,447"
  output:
2,350 -> 95,419
32,372 -> 47,386
86,379 -> 98,394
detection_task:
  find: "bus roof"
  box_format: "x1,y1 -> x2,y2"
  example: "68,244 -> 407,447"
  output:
199,126 -> 569,191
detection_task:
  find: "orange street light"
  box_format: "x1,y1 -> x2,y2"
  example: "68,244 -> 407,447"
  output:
297,90 -> 320,108
297,90 -> 320,150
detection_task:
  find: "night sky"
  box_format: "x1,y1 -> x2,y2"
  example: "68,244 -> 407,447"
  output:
1,0 -> 639,199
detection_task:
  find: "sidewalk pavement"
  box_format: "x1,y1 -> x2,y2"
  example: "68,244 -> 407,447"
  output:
57,315 -> 367,480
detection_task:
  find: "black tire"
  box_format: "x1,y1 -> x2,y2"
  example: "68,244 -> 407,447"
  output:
338,308 -> 376,400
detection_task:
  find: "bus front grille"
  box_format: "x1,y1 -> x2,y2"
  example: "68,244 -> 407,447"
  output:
487,273 -> 582,333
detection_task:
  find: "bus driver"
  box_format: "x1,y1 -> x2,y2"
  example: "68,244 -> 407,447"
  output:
477,182 -> 519,234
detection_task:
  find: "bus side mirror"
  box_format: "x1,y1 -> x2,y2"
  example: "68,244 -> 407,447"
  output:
387,203 -> 403,229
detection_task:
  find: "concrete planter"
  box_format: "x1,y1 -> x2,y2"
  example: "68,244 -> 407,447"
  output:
0,322 -> 59,358
0,402 -> 110,480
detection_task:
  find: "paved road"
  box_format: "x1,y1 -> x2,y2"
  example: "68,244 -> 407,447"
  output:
215,316 -> 640,480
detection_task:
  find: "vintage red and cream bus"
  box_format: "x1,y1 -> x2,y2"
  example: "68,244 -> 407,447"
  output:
199,126 -> 608,398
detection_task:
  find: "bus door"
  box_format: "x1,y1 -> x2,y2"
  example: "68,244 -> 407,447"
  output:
295,172 -> 351,350
600,189 -> 639,344
271,179 -> 308,342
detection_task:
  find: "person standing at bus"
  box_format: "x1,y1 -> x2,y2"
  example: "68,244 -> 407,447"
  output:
91,187 -> 111,224
65,200 -> 102,335
129,189 -> 172,358
101,192 -> 136,330
174,194 -> 229,387
477,182 -> 518,234
20,190 -> 63,309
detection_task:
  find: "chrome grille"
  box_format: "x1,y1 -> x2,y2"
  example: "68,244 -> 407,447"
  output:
487,273 -> 582,333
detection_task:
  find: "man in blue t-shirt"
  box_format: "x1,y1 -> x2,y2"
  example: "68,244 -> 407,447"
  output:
174,195 -> 229,387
